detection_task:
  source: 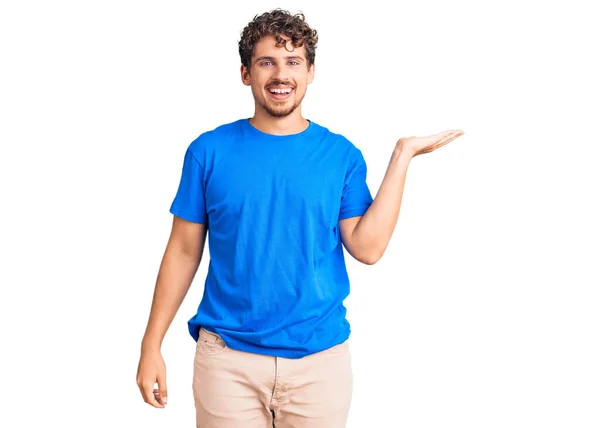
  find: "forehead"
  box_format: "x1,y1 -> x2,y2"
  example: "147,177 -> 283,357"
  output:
253,35 -> 307,59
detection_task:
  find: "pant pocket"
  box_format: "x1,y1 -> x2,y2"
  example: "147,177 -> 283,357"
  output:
196,327 -> 229,356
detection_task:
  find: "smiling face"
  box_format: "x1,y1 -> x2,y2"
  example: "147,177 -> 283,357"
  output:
241,35 -> 315,118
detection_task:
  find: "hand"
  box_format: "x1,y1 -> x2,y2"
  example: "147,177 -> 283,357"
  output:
136,349 -> 168,408
397,129 -> 464,157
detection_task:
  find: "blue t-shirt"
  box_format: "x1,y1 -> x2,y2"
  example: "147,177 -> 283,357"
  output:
169,118 -> 373,358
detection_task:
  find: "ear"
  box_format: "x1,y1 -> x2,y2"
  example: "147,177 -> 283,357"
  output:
241,64 -> 251,86
307,63 -> 315,85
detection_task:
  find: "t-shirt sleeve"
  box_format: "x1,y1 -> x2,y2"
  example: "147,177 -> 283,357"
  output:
169,147 -> 207,224
339,148 -> 373,220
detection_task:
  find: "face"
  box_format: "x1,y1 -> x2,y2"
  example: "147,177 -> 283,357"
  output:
241,35 -> 315,118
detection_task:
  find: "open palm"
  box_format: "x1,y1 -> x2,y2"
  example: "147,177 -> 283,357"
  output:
399,129 -> 464,157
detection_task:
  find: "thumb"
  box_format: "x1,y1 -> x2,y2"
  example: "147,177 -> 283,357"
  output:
156,373 -> 168,405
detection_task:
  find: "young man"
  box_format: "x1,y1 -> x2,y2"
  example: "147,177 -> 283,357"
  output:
136,9 -> 463,428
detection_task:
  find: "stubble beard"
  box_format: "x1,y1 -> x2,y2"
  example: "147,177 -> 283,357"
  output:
256,90 -> 305,118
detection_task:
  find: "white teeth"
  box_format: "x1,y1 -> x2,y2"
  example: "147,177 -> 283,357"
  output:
269,88 -> 292,94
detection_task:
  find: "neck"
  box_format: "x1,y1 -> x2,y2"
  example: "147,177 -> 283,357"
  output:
249,106 -> 309,136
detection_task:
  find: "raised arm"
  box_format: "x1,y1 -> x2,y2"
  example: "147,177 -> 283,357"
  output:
340,129 -> 464,265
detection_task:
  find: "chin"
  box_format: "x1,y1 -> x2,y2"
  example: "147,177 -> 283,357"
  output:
263,100 -> 300,118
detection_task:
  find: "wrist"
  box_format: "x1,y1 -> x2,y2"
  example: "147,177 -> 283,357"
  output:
141,336 -> 162,353
392,142 -> 414,162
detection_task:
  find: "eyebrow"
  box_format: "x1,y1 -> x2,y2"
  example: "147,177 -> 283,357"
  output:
254,55 -> 305,64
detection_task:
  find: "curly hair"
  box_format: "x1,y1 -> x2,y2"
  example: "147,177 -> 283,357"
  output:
238,9 -> 318,70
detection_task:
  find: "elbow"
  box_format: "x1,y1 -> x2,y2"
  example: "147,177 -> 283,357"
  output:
344,236 -> 386,265
358,252 -> 383,265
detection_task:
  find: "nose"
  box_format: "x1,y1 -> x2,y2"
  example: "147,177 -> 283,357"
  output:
272,64 -> 289,83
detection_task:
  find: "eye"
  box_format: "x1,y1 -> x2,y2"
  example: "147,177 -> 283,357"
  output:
261,61 -> 274,66
288,61 -> 299,66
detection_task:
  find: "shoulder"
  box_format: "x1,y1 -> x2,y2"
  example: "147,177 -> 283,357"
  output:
310,121 -> 365,160
186,119 -> 246,155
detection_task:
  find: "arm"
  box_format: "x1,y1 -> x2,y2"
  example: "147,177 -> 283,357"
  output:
339,144 -> 412,265
141,215 -> 207,352
340,129 -> 464,265
136,215 -> 207,408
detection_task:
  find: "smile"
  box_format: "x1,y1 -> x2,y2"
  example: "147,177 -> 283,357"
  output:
267,86 -> 294,101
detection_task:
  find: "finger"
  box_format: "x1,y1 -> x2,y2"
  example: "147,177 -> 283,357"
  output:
436,131 -> 463,148
433,130 -> 455,139
153,388 -> 166,406
424,130 -> 454,146
450,129 -> 464,140
141,383 -> 164,408
156,374 -> 168,406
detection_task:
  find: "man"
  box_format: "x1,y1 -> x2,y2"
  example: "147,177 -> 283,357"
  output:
136,9 -> 463,428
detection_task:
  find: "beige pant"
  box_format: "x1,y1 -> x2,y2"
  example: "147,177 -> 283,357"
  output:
193,327 -> 353,428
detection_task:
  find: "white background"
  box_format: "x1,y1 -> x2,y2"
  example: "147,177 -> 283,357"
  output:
1,0 -> 598,427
